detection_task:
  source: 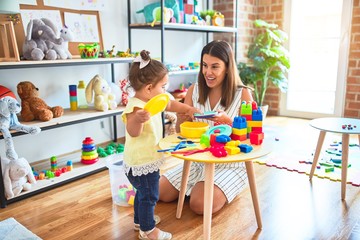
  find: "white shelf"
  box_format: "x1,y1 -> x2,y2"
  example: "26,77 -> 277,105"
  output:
168,69 -> 199,76
8,152 -> 123,202
129,23 -> 237,33
0,57 -> 134,69
2,106 -> 125,137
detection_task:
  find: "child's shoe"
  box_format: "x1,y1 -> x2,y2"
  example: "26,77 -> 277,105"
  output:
138,228 -> 172,240
134,215 -> 161,231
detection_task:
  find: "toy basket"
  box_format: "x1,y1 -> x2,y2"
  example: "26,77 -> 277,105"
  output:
106,154 -> 135,207
78,43 -> 100,59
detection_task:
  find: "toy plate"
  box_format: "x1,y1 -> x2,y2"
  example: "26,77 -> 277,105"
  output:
194,111 -> 218,119
144,93 -> 170,116
205,124 -> 232,136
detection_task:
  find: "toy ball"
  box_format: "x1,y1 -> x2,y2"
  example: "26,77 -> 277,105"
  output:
0,85 -> 16,99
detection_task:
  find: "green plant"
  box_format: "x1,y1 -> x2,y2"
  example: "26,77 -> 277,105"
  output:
238,19 -> 290,107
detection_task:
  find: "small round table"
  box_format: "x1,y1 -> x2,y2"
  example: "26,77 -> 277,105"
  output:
159,134 -> 272,240
309,117 -> 360,200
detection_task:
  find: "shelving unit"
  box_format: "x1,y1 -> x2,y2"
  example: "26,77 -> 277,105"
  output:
127,0 -> 238,63
0,57 -> 133,208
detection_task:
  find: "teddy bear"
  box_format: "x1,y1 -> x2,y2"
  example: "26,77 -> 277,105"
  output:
22,18 -> 63,61
85,74 -> 117,111
17,81 -> 64,122
0,93 -> 41,160
2,157 -> 36,199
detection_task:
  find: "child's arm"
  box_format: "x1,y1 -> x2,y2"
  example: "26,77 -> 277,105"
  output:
125,107 -> 150,137
166,99 -> 200,119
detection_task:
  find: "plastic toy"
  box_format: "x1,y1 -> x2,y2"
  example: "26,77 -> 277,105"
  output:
81,137 -> 98,164
144,93 -> 170,116
78,43 -> 100,59
50,156 -> 57,172
69,85 -> 77,111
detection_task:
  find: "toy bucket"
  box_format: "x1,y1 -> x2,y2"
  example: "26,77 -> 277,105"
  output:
106,154 -> 135,207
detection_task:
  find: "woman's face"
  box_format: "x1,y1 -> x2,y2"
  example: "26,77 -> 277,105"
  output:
202,54 -> 227,89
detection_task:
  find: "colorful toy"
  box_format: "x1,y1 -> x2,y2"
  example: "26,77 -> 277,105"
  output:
78,43 -> 100,59
81,137 -> 98,164
50,156 -> 57,172
69,85 -> 77,111
67,160 -> 73,171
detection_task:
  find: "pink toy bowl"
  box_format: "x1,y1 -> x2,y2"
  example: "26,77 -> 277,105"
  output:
180,121 -> 209,138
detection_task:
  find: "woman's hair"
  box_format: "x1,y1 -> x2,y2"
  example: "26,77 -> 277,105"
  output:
198,40 -> 243,110
128,50 -> 168,91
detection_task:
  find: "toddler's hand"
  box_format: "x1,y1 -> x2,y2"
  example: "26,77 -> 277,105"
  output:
186,107 -> 201,120
135,109 -> 151,123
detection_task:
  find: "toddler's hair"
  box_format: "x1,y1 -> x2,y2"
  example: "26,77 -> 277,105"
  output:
129,50 -> 168,91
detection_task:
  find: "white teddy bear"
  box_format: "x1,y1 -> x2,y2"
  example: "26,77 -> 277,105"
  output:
2,157 -> 36,199
85,74 -> 117,111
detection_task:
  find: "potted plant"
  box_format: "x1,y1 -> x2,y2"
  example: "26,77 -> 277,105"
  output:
238,19 -> 290,115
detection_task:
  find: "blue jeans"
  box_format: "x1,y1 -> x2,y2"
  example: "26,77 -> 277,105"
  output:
126,169 -> 160,232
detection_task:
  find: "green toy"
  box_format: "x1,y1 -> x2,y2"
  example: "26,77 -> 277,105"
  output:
136,0 -> 180,23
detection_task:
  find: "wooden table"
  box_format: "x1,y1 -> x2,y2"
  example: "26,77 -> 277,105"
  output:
159,134 -> 272,240
309,117 -> 360,200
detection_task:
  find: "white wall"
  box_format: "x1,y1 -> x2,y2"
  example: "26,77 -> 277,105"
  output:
0,1 -> 205,164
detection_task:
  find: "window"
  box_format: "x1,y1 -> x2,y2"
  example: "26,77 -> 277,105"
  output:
281,0 -> 352,118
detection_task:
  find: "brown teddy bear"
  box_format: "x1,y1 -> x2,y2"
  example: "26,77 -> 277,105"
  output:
17,81 -> 64,121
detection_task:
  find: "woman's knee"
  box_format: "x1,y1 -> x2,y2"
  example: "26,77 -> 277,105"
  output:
158,176 -> 178,202
189,184 -> 227,215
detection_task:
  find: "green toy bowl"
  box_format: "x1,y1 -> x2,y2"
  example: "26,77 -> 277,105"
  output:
78,43 -> 100,59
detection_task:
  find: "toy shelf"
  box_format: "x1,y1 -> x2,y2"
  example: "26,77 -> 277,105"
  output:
129,23 -> 237,33
6,150 -> 123,205
0,57 -> 134,70
0,58 -> 130,208
2,107 -> 125,139
168,69 -> 199,76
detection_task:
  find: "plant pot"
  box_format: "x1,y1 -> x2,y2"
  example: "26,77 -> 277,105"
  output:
259,105 -> 269,119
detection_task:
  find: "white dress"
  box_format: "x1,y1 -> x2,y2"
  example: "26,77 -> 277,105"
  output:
163,82 -> 247,203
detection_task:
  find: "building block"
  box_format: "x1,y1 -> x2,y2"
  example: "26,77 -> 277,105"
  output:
224,145 -> 240,155
250,132 -> 264,145
226,140 -> 241,147
233,116 -> 247,129
239,144 -> 253,153
240,102 -> 252,115
252,101 -> 258,110
232,128 -> 247,136
230,133 -> 247,141
216,134 -> 231,143
252,109 -> 263,121
252,127 -> 263,133
247,121 -> 263,128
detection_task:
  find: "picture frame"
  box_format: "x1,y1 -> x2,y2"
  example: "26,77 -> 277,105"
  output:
0,21 -> 20,62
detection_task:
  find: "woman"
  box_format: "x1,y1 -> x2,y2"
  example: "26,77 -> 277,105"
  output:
159,40 -> 253,214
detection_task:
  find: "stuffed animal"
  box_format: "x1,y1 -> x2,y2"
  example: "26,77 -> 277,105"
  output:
2,157 -> 36,199
47,25 -> 74,60
85,74 -> 117,111
0,95 -> 41,160
22,18 -> 63,61
119,78 -> 131,106
17,81 -> 64,122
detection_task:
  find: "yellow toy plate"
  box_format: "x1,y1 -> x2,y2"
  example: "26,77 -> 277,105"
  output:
144,93 -> 170,116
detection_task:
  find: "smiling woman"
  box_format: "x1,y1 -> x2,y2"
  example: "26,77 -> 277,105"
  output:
159,40 -> 254,216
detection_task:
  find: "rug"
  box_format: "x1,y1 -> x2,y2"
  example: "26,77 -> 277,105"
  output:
254,139 -> 360,187
0,218 -> 42,240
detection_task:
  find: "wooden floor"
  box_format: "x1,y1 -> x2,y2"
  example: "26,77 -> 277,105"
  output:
1,117 -> 360,240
